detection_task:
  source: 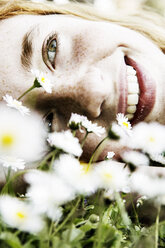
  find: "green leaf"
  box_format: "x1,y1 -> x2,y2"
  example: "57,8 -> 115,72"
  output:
57,244 -> 71,248
23,243 -> 36,248
75,219 -> 87,227
62,224 -> 85,243
0,232 -> 22,248
88,214 -> 100,223
159,223 -> 165,239
22,237 -> 39,248
51,236 -> 61,248
102,206 -> 112,225
80,220 -> 98,232
98,224 -> 117,242
84,205 -> 94,211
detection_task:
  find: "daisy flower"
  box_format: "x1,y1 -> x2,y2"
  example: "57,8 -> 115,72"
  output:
0,195 -> 44,233
47,130 -> 82,157
69,113 -> 105,136
31,69 -> 53,93
116,113 -> 132,135
121,150 -> 149,167
131,170 -> 165,199
106,151 -> 115,159
82,118 -> 106,137
54,154 -> 99,196
95,160 -> 130,192
46,206 -> 63,222
129,122 -> 165,155
76,161 -> 100,196
0,155 -> 25,171
68,113 -> 87,131
109,122 -> 129,146
150,153 -> 165,165
0,104 -> 47,163
25,170 -> 75,215
3,94 -> 30,115
53,154 -> 83,187
156,195 -> 165,206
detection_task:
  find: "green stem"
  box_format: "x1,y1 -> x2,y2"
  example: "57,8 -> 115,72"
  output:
54,197 -> 81,234
81,131 -> 89,148
93,191 -> 104,248
1,170 -> 29,195
49,150 -> 59,170
115,192 -> 131,227
2,167 -> 13,194
38,150 -> 56,170
82,195 -> 85,210
5,167 -> 11,183
72,130 -> 77,137
67,223 -> 73,243
17,85 -> 35,100
155,205 -> 161,248
130,194 -> 140,226
14,230 -> 21,236
48,220 -> 54,246
88,136 -> 108,166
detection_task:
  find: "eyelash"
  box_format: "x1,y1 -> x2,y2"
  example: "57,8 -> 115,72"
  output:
43,111 -> 54,132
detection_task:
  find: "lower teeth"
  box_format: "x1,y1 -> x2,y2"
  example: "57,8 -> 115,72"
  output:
126,113 -> 134,120
127,105 -> 136,114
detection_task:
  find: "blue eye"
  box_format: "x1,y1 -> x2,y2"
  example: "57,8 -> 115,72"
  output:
47,38 -> 57,68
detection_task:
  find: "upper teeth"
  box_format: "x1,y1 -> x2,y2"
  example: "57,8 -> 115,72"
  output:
125,65 -> 140,120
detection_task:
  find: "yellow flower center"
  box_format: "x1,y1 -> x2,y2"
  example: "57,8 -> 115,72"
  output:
149,136 -> 155,143
1,134 -> 14,147
41,77 -> 45,83
122,122 -> 129,128
16,211 -> 26,219
14,100 -> 21,107
103,172 -> 112,180
80,162 -> 90,175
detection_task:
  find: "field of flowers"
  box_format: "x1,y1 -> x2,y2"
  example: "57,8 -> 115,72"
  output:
0,71 -> 165,248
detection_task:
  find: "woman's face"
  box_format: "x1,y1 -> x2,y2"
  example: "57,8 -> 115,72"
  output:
0,14 -> 165,160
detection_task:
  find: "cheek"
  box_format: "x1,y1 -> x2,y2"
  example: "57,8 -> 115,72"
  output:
0,71 -> 34,100
71,35 -> 91,64
77,131 -> 127,162
55,33 -> 91,71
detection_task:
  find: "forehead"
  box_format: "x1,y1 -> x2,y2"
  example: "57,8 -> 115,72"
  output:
0,14 -> 97,36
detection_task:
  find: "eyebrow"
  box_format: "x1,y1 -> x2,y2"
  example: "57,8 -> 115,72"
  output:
21,25 -> 39,70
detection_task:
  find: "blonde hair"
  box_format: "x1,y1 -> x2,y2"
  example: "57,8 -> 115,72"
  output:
0,0 -> 165,52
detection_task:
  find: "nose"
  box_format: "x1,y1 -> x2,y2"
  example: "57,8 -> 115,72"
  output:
72,66 -> 108,118
52,65 -> 108,119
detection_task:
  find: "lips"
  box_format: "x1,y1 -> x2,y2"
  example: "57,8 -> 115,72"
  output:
118,56 -> 156,125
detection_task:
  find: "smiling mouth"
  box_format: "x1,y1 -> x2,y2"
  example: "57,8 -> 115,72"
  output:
118,56 -> 156,125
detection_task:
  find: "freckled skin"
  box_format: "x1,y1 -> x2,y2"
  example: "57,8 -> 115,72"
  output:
0,14 -> 165,160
